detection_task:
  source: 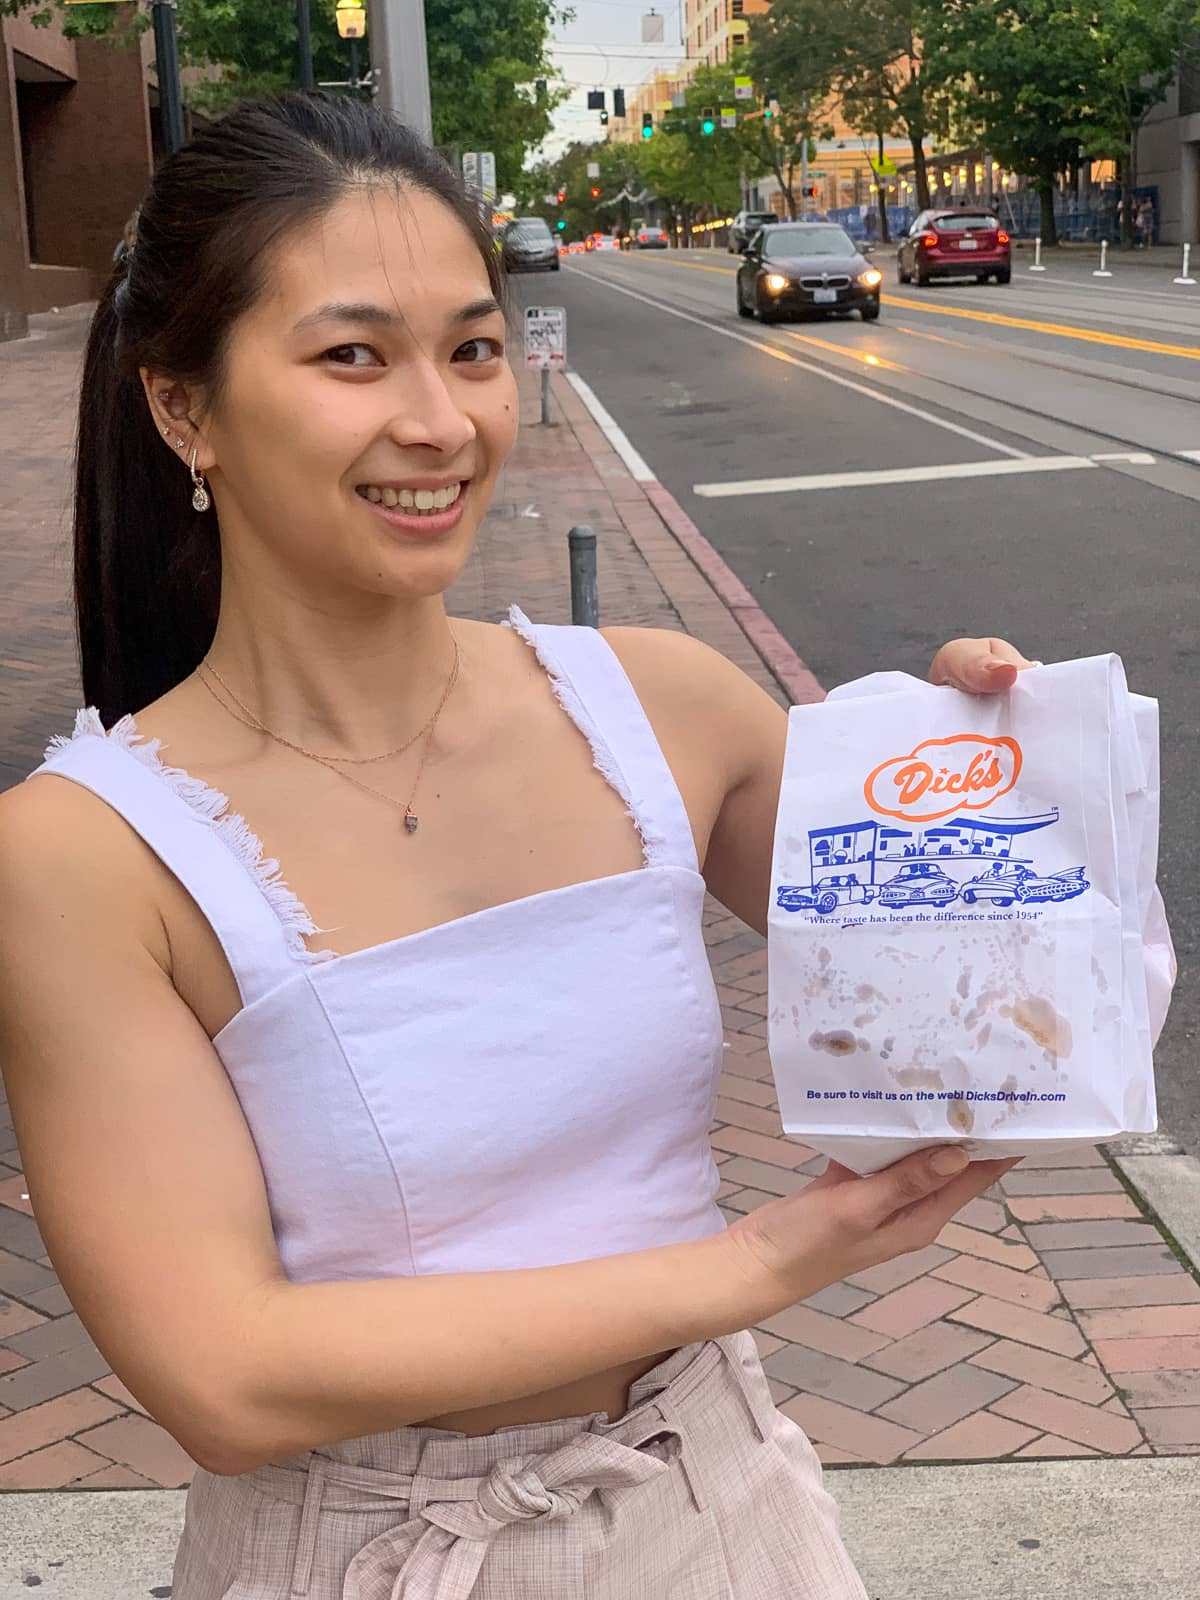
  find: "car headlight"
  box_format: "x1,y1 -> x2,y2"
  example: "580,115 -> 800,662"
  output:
764,272 -> 790,292
859,268 -> 883,287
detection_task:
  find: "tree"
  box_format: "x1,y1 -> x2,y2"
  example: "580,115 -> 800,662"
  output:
4,0 -> 567,190
942,0 -> 1094,245
749,3 -> 842,216
1081,0 -> 1200,246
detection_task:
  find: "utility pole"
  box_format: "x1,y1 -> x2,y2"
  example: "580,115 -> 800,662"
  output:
367,0 -> 433,142
297,0 -> 315,89
799,92 -> 809,218
149,0 -> 186,155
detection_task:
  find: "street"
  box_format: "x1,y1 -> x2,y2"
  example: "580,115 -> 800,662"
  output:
514,248 -> 1200,1157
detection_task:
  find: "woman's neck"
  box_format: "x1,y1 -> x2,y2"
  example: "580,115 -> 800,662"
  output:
203,585 -> 463,761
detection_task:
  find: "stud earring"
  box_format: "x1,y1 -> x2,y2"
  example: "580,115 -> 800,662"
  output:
189,447 -> 211,513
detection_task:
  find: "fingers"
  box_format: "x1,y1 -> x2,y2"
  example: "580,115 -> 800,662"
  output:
929,636 -> 1036,695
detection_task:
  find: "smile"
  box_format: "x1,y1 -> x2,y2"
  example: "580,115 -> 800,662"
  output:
356,481 -> 464,513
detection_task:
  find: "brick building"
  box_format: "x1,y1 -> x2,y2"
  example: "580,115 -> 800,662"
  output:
1,8 -> 158,341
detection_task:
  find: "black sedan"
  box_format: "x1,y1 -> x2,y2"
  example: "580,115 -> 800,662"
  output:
736,222 -> 882,323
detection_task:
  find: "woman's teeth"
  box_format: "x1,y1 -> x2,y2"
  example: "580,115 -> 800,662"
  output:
359,483 -> 463,512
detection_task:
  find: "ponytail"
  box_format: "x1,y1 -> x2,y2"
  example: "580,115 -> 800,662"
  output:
72,92 -> 502,724
74,271 -> 220,726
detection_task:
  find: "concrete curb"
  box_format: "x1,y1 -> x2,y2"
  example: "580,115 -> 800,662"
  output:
1106,1132 -> 1200,1278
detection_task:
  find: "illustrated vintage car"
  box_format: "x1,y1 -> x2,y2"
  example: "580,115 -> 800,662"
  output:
876,862 -> 960,909
961,863 -> 1090,906
775,873 -> 877,916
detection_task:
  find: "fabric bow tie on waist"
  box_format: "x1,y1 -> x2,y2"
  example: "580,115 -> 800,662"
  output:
340,1430 -> 672,1600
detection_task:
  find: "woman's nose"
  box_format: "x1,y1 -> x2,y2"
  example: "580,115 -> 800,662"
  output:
386,357 -> 476,456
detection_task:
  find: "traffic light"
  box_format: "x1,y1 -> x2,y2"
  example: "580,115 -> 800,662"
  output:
700,107 -> 716,135
614,87 -> 626,118
556,219 -> 567,230
586,89 -> 605,111
764,88 -> 778,119
591,186 -> 601,198
557,189 -> 566,202
600,110 -> 609,125
641,112 -> 654,139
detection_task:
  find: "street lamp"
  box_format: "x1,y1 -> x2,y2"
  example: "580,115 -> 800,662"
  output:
336,0 -> 367,93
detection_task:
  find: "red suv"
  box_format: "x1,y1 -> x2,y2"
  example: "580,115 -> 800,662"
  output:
896,209 -> 1011,286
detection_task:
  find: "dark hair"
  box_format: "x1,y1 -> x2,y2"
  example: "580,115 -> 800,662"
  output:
76,92 -> 504,726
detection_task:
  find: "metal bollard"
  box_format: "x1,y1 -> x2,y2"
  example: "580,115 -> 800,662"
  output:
540,366 -> 551,425
1175,243 -> 1196,285
1093,239 -> 1112,278
1029,236 -> 1046,272
568,525 -> 599,628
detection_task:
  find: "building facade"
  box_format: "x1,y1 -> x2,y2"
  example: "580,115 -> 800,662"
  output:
1,9 -> 159,341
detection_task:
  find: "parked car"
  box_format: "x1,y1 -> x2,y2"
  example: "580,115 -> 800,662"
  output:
961,863 -> 1090,907
634,225 -> 669,249
877,863 -> 959,909
729,209 -> 777,253
776,873 -> 877,916
736,222 -> 883,323
502,216 -> 559,273
896,209 -> 1011,286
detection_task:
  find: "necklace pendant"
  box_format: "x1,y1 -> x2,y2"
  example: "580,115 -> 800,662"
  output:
403,809 -> 419,834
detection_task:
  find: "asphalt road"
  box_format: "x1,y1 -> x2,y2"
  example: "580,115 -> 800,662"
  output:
512,247 -> 1200,1157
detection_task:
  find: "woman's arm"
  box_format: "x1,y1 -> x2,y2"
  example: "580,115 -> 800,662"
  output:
606,628 -> 1034,937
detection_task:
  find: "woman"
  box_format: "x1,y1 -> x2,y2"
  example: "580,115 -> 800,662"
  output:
0,95 -> 1030,1598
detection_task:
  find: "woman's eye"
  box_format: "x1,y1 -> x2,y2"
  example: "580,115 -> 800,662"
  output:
322,343 -> 382,368
453,337 -> 503,365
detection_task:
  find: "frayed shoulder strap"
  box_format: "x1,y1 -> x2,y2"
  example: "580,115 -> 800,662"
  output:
36,711 -> 332,1008
506,608 -> 698,874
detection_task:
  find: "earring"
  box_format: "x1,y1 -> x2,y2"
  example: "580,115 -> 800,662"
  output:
189,447 -> 211,513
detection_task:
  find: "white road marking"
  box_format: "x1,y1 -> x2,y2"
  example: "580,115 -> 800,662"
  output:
563,371 -> 656,481
693,453 -> 1154,498
1175,449 -> 1200,461
566,266 -> 1031,459
1090,451 -> 1156,464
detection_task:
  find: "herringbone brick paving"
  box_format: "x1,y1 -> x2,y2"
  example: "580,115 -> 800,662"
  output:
0,309 -> 1197,1489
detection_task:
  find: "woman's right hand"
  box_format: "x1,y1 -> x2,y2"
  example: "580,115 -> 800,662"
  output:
719,1146 -> 1019,1326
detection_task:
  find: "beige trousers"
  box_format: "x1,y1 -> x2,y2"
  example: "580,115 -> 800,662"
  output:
171,1330 -> 867,1599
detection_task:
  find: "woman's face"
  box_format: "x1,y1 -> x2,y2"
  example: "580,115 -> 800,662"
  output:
199,186 -> 517,603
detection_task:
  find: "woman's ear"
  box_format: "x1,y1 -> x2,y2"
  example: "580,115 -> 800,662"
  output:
138,369 -> 214,471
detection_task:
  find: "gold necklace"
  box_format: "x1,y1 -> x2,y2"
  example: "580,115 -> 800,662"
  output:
195,639 -> 460,834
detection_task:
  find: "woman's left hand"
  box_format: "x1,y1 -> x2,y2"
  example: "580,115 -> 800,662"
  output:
929,636 -> 1036,695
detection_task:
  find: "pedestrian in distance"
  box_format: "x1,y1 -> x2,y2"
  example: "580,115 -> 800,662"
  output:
0,92 -> 1037,1600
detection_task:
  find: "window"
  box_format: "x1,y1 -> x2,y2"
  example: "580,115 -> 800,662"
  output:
732,33 -> 746,46
763,225 -> 857,258
932,213 -> 1000,233
733,0 -> 745,12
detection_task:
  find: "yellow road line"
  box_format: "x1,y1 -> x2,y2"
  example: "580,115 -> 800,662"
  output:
887,292 -> 1200,362
622,253 -> 1200,361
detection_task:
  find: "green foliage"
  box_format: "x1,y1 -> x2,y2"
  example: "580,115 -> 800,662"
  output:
2,0 -> 568,188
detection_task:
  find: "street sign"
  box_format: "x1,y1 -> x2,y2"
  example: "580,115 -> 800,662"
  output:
870,154 -> 898,177
734,74 -> 753,100
721,107 -> 737,129
587,161 -> 600,178
524,306 -> 566,371
462,151 -> 496,200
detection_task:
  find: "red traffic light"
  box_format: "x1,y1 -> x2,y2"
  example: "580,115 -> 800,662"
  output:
591,186 -> 601,198
556,189 -> 566,203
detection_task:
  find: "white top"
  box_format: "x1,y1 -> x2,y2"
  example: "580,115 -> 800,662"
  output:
33,609 -> 727,1280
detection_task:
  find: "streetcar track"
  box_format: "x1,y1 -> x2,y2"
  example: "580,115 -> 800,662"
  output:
567,259 -> 1200,475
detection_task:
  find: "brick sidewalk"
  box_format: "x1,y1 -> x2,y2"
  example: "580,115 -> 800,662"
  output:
0,312 -> 1198,1492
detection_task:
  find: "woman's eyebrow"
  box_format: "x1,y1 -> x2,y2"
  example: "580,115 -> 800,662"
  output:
292,301 -> 399,333
456,296 -> 503,322
291,296 -> 502,334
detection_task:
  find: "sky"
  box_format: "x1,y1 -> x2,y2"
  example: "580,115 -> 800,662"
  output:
538,0 -> 687,163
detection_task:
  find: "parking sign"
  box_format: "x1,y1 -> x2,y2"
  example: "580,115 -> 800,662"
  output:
524,306 -> 567,370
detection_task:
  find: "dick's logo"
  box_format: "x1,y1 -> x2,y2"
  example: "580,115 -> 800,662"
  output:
864,734 -> 1022,824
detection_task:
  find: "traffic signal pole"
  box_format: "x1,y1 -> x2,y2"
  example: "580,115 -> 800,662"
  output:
149,0 -> 186,155
297,0 -> 315,89
367,0 -> 433,142
799,92 -> 809,218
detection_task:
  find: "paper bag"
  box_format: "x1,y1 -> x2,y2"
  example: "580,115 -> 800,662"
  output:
767,655 -> 1174,1174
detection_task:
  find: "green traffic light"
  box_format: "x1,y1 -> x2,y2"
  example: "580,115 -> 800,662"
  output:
641,125 -> 653,139
556,219 -> 566,230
